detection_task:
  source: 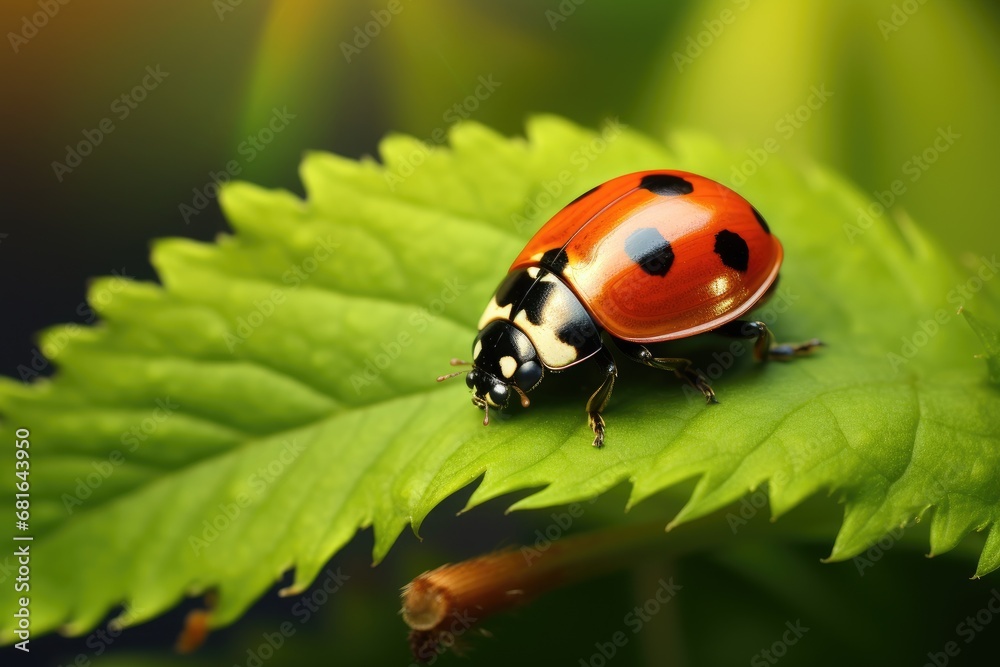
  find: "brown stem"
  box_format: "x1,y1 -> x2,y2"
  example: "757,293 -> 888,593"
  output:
400,509 -> 849,662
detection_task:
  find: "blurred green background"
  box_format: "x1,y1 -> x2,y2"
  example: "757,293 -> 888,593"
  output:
2,0 -> 999,665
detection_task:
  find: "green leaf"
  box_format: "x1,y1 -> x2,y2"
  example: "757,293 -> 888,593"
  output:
962,309 -> 1000,384
2,116 -> 998,642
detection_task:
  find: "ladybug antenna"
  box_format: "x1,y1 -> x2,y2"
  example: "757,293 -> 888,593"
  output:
437,358 -> 473,383
436,370 -> 470,383
511,384 -> 530,408
438,359 -> 472,382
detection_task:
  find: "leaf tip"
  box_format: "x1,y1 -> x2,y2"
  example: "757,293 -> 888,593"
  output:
277,584 -> 304,597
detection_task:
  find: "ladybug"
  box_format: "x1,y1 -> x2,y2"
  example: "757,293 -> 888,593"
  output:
438,170 -> 821,447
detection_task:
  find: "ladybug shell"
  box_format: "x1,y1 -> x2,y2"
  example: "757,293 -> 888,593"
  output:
510,170 -> 783,343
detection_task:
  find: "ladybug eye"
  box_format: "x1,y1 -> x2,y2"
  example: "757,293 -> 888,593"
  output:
465,371 -> 477,389
488,384 -> 508,405
515,360 -> 542,390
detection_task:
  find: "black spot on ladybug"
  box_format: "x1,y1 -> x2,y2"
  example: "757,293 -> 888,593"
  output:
639,174 -> 693,197
495,269 -> 558,326
625,228 -> 675,277
540,247 -> 569,274
557,316 -> 601,354
494,270 -> 536,310
751,206 -> 771,234
569,185 -> 600,206
714,229 -> 750,272
520,280 -> 558,326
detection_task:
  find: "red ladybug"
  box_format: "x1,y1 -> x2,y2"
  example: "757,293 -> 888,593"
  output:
439,170 -> 821,447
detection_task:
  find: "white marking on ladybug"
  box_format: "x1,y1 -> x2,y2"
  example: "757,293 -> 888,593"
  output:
512,273 -> 583,368
515,312 -> 579,368
477,296 -> 513,330
473,339 -> 483,360
527,267 -> 540,279
499,355 -> 517,378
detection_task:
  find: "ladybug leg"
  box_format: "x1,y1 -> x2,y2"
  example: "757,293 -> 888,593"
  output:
585,347 -> 618,448
715,320 -> 823,362
616,342 -> 717,404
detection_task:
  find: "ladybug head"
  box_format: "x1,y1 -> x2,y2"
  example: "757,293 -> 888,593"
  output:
464,368 -> 512,413
437,320 -> 543,426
